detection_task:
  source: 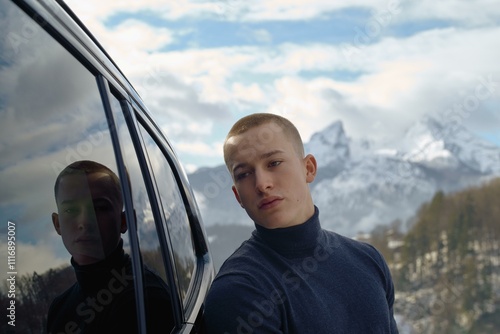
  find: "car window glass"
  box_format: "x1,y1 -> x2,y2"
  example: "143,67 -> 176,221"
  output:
0,3 -> 137,332
109,96 -> 175,332
137,122 -> 197,306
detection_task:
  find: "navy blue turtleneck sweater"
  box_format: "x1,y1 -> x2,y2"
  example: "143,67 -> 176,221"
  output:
204,207 -> 399,333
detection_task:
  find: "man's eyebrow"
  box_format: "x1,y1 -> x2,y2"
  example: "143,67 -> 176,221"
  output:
232,162 -> 248,174
92,197 -> 114,205
232,150 -> 285,174
59,199 -> 78,206
59,197 -> 114,207
260,150 -> 284,159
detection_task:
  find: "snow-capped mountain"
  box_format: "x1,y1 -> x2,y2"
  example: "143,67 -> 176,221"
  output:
189,116 -> 500,238
395,117 -> 500,174
304,120 -> 350,169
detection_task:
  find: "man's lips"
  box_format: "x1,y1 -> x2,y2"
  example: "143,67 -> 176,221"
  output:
258,196 -> 283,209
75,236 -> 99,243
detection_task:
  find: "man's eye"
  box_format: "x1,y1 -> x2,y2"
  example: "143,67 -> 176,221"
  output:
269,161 -> 282,167
94,205 -> 112,212
93,201 -> 113,212
62,207 -> 79,215
236,172 -> 250,180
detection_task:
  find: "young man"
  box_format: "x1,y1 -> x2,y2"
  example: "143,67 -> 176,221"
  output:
48,160 -> 173,334
204,113 -> 399,333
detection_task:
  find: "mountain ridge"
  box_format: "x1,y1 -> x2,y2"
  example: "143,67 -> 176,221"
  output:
189,116 -> 500,237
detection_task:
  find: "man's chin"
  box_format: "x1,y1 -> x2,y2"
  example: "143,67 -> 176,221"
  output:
254,217 -> 287,230
257,214 -> 308,229
72,252 -> 105,265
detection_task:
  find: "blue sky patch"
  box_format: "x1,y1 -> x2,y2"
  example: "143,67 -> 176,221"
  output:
105,7 -> 388,50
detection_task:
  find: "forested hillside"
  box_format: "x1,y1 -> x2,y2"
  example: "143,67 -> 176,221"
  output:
370,178 -> 500,333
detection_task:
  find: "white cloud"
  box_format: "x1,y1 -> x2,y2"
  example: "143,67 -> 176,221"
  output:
0,238 -> 67,283
168,127 -> 226,169
65,0 -> 500,26
398,0 -> 500,27
265,76 -> 336,138
138,25 -> 499,150
108,19 -> 174,52
174,140 -> 224,158
61,0 -> 499,169
65,0 -> 216,22
254,44 -> 342,74
248,24 -> 499,143
231,82 -> 267,104
242,0 -> 384,21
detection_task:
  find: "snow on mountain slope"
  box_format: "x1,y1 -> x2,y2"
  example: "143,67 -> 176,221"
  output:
396,117 -> 500,173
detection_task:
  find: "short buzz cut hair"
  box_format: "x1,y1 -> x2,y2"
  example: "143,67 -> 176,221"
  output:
223,113 -> 305,166
54,160 -> 123,207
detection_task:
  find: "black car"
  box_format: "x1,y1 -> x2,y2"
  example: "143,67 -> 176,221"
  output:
0,0 -> 215,333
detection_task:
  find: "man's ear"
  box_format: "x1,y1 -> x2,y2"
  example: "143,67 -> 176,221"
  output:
120,211 -> 128,233
304,154 -> 317,183
232,185 -> 244,208
52,212 -> 62,235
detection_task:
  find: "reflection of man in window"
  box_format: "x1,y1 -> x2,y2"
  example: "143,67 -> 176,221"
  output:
47,160 -> 173,334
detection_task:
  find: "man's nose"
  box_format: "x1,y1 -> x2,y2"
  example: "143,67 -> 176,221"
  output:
77,207 -> 97,230
255,169 -> 273,193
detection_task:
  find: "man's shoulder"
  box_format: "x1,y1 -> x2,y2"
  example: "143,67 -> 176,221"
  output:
323,228 -> 378,250
47,281 -> 80,327
217,237 -> 267,273
213,235 -> 286,289
320,228 -> 386,264
206,239 -> 279,311
49,281 -> 79,305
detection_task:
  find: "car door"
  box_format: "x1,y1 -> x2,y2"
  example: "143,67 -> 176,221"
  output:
0,1 -> 214,333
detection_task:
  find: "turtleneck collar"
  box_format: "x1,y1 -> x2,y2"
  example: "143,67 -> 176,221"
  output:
253,206 -> 322,257
71,239 -> 130,294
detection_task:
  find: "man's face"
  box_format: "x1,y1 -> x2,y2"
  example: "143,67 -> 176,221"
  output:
225,122 -> 317,229
52,172 -> 126,265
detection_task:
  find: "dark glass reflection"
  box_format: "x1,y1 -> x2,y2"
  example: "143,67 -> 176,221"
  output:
0,2 -> 125,332
109,95 -> 175,332
47,160 -> 173,333
138,123 -> 197,305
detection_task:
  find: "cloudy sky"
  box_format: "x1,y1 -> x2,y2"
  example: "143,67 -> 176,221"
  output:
64,0 -> 500,172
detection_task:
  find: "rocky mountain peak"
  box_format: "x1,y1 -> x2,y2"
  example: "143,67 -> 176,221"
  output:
305,120 -> 350,168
